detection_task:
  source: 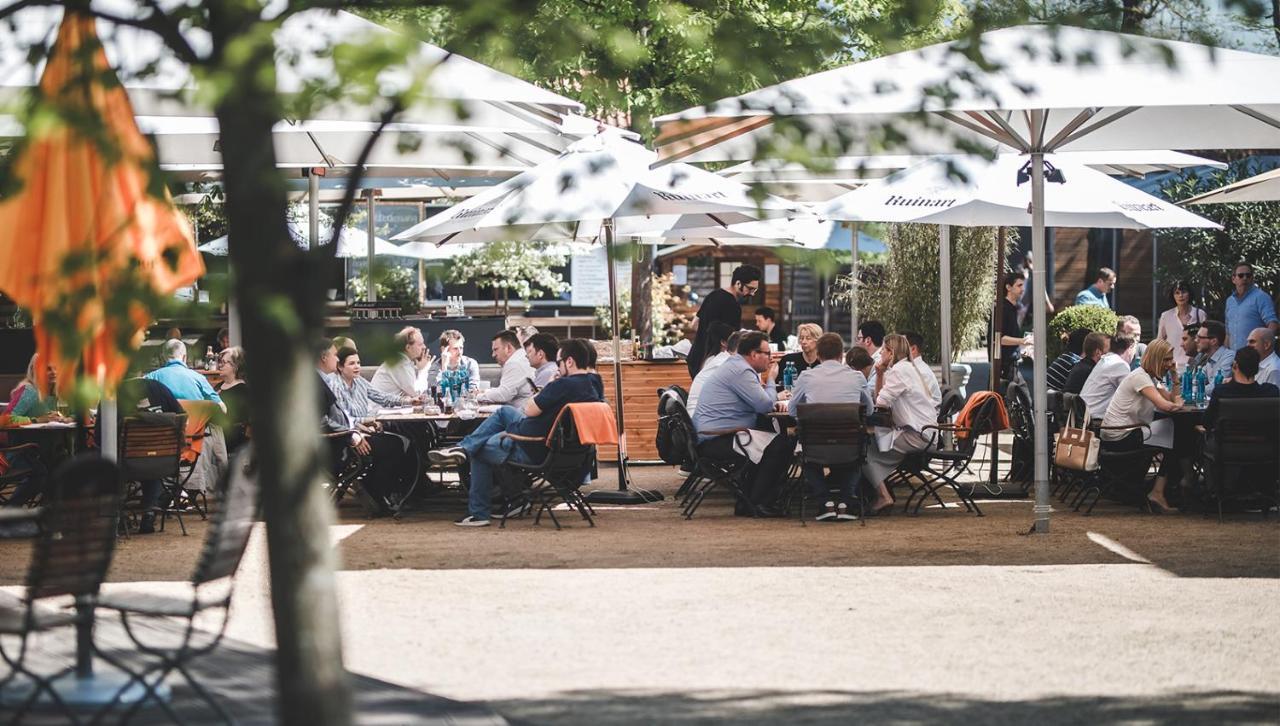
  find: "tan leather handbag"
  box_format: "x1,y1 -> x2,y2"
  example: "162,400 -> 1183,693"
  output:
1054,403 -> 1099,472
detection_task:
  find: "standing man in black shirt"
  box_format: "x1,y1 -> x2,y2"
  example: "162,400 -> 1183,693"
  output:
687,264 -> 762,378
992,271 -> 1031,382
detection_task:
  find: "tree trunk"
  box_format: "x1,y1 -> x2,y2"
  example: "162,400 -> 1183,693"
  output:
209,4 -> 352,725
1119,0 -> 1147,32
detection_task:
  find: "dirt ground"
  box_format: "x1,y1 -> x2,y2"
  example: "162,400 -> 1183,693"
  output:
2,463 -> 1276,585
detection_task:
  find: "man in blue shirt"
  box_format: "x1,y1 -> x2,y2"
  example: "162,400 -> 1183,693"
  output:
692,331 -> 795,517
1074,267 -> 1116,309
1195,320 -> 1235,396
145,339 -> 223,406
1224,262 -> 1278,349
432,338 -> 602,527
789,333 -> 869,521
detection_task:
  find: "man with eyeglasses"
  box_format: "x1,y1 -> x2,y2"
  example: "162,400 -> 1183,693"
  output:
1194,320 -> 1235,395
691,331 -> 794,517
1225,262 -> 1278,349
687,265 -> 762,378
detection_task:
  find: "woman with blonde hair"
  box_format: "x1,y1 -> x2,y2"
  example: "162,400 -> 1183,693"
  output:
1100,338 -> 1183,511
863,334 -> 937,513
4,354 -> 61,422
778,323 -> 823,386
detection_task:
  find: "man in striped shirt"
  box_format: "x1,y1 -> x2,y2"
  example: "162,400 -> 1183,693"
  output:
1047,328 -> 1089,391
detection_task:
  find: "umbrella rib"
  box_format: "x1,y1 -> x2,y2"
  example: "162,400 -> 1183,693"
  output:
1053,107 -> 1140,150
707,213 -> 730,228
463,130 -> 539,166
1044,108 -> 1101,150
306,131 -> 336,168
937,112 -> 1021,149
653,117 -> 774,167
1230,105 -> 1280,131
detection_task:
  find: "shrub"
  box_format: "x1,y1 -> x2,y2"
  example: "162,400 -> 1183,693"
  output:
597,272 -> 692,346
1048,305 -> 1119,358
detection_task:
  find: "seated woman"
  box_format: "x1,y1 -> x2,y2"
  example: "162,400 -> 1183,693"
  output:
4,354 -> 61,423
215,346 -> 251,454
1099,339 -> 1182,512
862,334 -> 937,514
329,347 -> 413,517
778,323 -> 822,388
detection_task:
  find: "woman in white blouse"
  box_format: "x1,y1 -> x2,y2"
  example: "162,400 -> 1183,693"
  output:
1156,281 -> 1205,369
863,334 -> 938,514
1099,339 -> 1182,512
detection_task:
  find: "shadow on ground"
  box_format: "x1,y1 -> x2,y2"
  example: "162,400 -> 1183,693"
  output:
491,688 -> 1280,725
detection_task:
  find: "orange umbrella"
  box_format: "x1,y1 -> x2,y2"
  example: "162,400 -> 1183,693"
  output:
0,12 -> 203,394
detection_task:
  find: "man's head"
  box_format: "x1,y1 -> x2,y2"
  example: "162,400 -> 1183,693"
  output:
514,324 -> 538,344
846,345 -> 874,375
1248,327 -> 1276,357
900,330 -> 925,360
1117,315 -> 1141,341
754,306 -> 777,333
395,326 -> 425,361
1066,328 -> 1090,356
1022,251 -> 1034,270
816,333 -> 844,362
857,320 -> 886,352
1095,267 -> 1117,294
524,333 -> 559,368
557,338 -> 592,375
1181,324 -> 1200,359
736,331 -> 772,373
1233,262 -> 1255,294
1233,346 -> 1261,382
729,265 -> 762,303
316,339 -> 338,374
707,321 -> 735,354
1110,334 -> 1136,363
162,338 -> 186,363
491,330 -> 520,366
332,336 -> 357,353
1197,321 -> 1227,355
439,329 -> 465,359
1084,332 -> 1109,362
1003,271 -> 1025,301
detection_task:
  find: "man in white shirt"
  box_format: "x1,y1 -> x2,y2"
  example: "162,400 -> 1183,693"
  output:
1079,335 -> 1137,415
1248,327 -> 1280,387
788,333 -> 869,521
523,332 -> 560,390
687,323 -> 737,414
478,330 -> 535,410
370,326 -> 430,405
902,330 -> 943,409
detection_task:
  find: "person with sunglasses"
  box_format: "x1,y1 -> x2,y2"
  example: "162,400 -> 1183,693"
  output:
1225,262 -> 1278,350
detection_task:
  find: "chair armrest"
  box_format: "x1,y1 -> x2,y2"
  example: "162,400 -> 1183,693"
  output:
1,443 -> 42,454
500,433 -> 544,443
0,506 -> 42,524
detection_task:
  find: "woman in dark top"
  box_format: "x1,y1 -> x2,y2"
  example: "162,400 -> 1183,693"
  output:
992,272 -> 1029,381
215,346 -> 250,453
778,323 -> 823,387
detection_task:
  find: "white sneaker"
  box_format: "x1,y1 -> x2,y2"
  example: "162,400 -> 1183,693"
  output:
453,515 -> 490,527
815,501 -> 838,521
836,502 -> 857,521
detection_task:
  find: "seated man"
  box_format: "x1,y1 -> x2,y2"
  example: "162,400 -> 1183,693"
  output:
1249,327 -> 1280,387
1048,328 -> 1089,391
426,329 -> 481,392
789,333 -> 870,521
845,345 -> 877,404
1204,347 -> 1280,431
370,326 -> 431,405
145,339 -> 224,409
754,306 -> 786,347
692,331 -> 795,517
431,339 -> 603,527
1063,332 -> 1110,395
524,332 -> 560,390
478,330 -> 535,410
687,322 -> 737,414
1194,320 -> 1235,395
1079,334 -> 1135,414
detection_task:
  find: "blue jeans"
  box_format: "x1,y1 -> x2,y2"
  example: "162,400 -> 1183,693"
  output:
804,463 -> 859,506
458,406 -> 532,520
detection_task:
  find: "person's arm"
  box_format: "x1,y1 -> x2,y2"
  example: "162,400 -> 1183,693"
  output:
876,366 -> 909,409
786,372 -> 808,415
1138,383 -> 1180,412
734,367 -> 777,415
7,384 -> 34,417
467,357 -> 482,389
482,361 -> 531,404
365,379 -> 400,408
197,376 -> 226,411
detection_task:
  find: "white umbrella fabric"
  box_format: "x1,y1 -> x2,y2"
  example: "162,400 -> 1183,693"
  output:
394,130 -> 804,499
1186,167 -> 1280,205
655,23 -> 1280,533
199,222 -> 430,259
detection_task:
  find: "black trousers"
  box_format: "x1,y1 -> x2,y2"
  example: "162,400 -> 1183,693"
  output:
363,432 -> 413,502
698,432 -> 796,508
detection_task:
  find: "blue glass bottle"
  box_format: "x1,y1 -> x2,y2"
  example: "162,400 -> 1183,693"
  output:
783,362 -> 797,390
1195,368 -> 1208,405
1180,368 -> 1193,401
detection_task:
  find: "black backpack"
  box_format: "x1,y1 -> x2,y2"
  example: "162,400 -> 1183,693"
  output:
654,386 -> 689,466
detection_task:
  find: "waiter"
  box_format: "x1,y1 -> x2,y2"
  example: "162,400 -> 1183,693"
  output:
687,264 -> 762,378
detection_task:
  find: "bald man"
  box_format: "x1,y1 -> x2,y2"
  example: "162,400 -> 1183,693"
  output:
1249,327 -> 1280,387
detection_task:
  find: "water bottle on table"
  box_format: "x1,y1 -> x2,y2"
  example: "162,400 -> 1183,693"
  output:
1194,368 -> 1207,405
782,361 -> 797,391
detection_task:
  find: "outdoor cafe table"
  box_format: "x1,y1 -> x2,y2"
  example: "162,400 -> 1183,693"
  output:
374,410 -> 491,500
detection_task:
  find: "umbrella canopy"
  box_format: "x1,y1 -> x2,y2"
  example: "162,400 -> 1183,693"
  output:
199,222 -> 431,259
393,131 -> 804,247
821,154 -> 1221,229
1186,167 -> 1280,205
0,13 -> 203,392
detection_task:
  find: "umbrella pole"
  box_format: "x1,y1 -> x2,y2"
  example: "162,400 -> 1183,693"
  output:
990,227 -> 1004,493
586,218 -> 664,505
849,222 -> 859,342
1030,147 -> 1051,534
939,225 -> 952,388
366,189 -> 377,302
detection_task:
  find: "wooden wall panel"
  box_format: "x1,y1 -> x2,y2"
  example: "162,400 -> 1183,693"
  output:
1052,228 -> 1090,311
596,361 -> 691,462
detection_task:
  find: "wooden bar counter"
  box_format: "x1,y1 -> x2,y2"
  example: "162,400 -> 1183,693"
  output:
596,359 -> 690,462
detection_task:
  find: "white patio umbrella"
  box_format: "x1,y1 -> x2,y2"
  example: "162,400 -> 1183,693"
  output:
198,222 -> 432,259
655,23 -> 1280,533
821,153 -> 1220,388
394,130 -> 804,500
1186,167 -> 1280,204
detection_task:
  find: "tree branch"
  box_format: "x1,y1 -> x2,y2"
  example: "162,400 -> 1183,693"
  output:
323,99 -> 405,259
0,0 -> 204,65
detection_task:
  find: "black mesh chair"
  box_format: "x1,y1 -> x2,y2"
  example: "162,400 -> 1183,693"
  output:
0,442 -> 46,506
793,403 -> 868,526
1196,398 -> 1280,521
0,454 -> 122,724
93,445 -> 260,724
498,405 -> 602,530
118,412 -> 187,535
1070,424 -> 1160,515
902,396 -> 1003,516
676,403 -> 759,519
